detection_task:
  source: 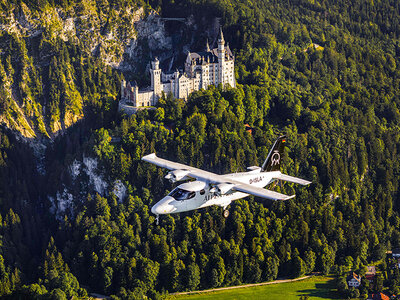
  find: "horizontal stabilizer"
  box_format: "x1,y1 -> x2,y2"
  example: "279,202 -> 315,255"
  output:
273,173 -> 312,186
233,184 -> 295,201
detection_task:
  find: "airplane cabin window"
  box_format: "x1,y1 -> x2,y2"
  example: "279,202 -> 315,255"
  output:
169,188 -> 195,201
200,189 -> 205,195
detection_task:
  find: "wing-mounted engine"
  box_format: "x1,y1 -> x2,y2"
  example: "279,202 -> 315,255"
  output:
165,169 -> 190,183
210,183 -> 235,196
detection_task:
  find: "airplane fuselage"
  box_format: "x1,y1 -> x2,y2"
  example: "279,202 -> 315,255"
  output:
151,170 -> 281,215
143,136 -> 311,220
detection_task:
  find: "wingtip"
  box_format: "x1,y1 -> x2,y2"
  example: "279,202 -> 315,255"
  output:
142,153 -> 157,160
283,194 -> 296,201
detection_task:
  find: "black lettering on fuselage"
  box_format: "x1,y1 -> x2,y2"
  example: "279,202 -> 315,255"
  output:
202,188 -> 239,202
249,176 -> 263,184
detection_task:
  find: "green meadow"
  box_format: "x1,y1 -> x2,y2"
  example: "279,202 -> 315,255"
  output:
171,276 -> 343,300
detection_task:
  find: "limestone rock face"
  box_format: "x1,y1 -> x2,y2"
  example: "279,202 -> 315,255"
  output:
1,4 -> 170,68
117,10 -> 173,72
136,12 -> 172,51
49,156 -> 124,219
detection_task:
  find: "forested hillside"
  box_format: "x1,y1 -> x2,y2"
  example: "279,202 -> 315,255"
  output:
0,0 -> 400,299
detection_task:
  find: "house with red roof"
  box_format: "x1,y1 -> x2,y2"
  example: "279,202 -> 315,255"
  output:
365,266 -> 377,283
367,293 -> 389,300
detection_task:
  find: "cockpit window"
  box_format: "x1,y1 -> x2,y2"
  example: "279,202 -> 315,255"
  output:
169,188 -> 196,201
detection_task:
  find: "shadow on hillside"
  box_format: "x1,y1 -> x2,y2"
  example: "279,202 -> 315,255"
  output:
297,281 -> 342,299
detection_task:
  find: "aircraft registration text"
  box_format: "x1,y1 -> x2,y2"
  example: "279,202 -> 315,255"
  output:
249,177 -> 263,184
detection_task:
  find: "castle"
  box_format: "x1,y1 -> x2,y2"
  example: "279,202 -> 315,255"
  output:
120,29 -> 235,111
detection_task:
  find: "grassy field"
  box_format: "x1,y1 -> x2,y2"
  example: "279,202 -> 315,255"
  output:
170,276 -> 343,300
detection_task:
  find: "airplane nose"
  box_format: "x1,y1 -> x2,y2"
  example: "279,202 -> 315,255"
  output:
151,204 -> 157,215
151,196 -> 175,215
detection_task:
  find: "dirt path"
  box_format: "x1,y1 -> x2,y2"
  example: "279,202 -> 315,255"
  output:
171,275 -> 312,296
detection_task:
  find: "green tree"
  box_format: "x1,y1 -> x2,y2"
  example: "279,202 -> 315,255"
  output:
186,263 -> 200,291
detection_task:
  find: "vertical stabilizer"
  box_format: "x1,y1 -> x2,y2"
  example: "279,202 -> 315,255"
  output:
261,136 -> 286,172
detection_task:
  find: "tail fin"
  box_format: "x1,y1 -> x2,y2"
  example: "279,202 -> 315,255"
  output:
261,135 -> 286,172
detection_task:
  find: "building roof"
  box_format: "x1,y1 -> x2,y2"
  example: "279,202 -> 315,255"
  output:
368,293 -> 390,300
186,31 -> 234,66
218,26 -> 224,43
205,39 -> 210,52
366,266 -> 377,275
210,46 -> 234,60
187,47 -> 234,65
126,80 -> 138,88
244,124 -> 253,135
347,272 -> 361,283
188,51 -> 218,64
225,44 -> 234,58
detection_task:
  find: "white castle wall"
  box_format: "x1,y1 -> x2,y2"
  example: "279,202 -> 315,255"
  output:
120,30 -> 235,113
136,90 -> 154,107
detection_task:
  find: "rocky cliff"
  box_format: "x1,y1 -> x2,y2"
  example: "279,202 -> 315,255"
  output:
0,1 -> 173,138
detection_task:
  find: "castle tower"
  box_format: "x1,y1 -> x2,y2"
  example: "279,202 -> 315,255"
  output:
206,39 -> 210,52
121,79 -> 126,99
185,51 -> 192,76
174,69 -> 179,98
150,57 -> 162,97
133,85 -> 139,107
218,28 -> 225,85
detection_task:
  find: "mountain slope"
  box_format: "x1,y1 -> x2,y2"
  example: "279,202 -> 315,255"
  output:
0,1 -> 172,138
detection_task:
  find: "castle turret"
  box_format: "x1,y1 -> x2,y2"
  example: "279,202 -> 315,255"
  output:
121,79 -> 126,99
150,57 -> 162,96
218,28 -> 224,44
206,39 -> 210,52
133,84 -> 139,107
218,28 -> 225,85
174,69 -> 180,98
185,51 -> 192,76
151,57 -> 160,70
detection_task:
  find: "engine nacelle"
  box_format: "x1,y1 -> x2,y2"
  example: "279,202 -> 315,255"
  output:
210,183 -> 235,196
165,169 -> 190,183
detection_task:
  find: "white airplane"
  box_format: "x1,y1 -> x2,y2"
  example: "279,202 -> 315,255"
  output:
142,136 -> 311,224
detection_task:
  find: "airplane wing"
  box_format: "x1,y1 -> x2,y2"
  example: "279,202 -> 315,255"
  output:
142,153 -> 225,182
273,173 -> 312,186
142,153 -> 191,171
142,153 -> 295,201
233,183 -> 295,201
